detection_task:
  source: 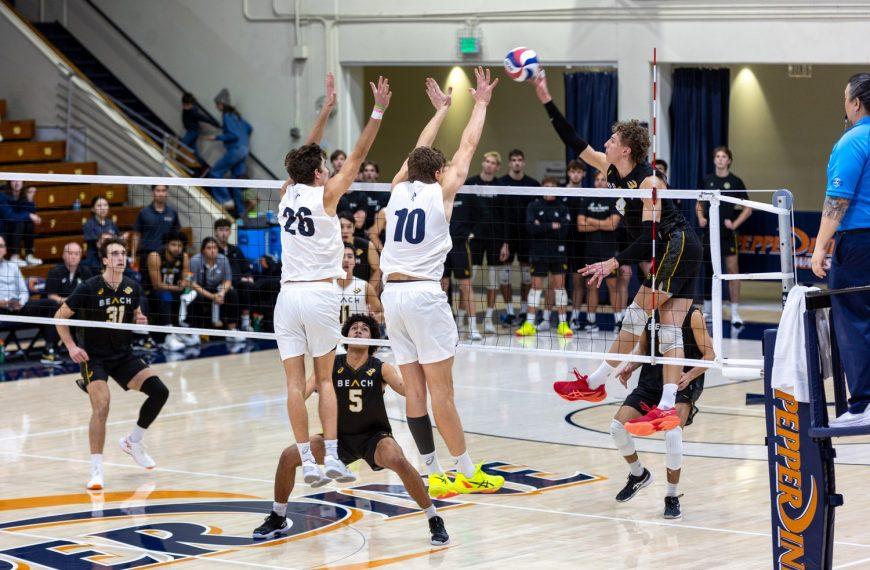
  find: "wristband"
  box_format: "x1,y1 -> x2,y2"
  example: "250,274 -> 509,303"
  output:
371,104 -> 385,120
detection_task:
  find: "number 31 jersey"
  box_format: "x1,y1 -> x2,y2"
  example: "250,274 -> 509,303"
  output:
280,183 -> 344,282
380,180 -> 452,281
65,275 -> 142,358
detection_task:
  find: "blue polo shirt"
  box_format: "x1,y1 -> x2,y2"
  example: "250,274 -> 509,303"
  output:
826,116 -> 870,230
134,203 -> 181,253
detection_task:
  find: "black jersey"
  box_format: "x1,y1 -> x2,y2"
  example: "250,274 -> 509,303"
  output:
607,162 -> 689,241
497,174 -> 540,241
65,274 -> 143,358
449,193 -> 477,240
465,174 -> 502,240
526,197 -> 571,258
350,236 -> 373,282
334,354 -> 392,437
144,249 -> 184,290
637,307 -> 705,387
699,173 -> 748,226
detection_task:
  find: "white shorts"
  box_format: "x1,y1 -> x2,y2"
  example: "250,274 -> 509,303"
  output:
381,281 -> 458,366
274,282 -> 340,360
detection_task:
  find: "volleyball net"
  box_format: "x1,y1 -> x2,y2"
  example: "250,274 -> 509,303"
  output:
0,172 -> 795,372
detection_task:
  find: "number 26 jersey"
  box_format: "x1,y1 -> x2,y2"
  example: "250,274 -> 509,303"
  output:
280,183 -> 344,282
380,180 -> 452,281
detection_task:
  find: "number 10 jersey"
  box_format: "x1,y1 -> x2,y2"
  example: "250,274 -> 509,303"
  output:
380,180 -> 452,281
280,183 -> 344,282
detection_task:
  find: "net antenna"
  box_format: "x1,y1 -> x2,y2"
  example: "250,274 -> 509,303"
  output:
649,47 -> 659,364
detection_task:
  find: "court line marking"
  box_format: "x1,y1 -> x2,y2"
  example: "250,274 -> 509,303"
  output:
834,554 -> 870,569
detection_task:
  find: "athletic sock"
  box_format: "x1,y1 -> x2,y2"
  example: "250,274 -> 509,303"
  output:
91,454 -> 103,469
424,505 -> 437,520
421,451 -> 444,474
454,452 -> 476,478
485,308 -> 494,319
506,303 -> 515,316
666,483 -> 679,497
129,425 -> 146,443
659,384 -> 678,410
587,361 -> 614,388
457,309 -> 467,322
629,460 -> 644,477
297,442 -> 315,464
469,315 -> 478,330
587,312 -> 597,323
520,302 -> 528,314
273,502 -> 288,517
324,439 -> 339,460
542,310 -> 551,321
558,312 -> 567,323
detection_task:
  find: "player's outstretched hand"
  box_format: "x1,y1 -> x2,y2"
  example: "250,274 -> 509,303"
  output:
677,372 -> 694,391
425,77 -> 452,111
470,66 -> 499,105
580,258 -> 618,288
532,69 -> 552,104
617,365 -> 635,387
135,311 -> 148,325
370,76 -> 392,111
323,72 -> 337,109
69,345 -> 89,363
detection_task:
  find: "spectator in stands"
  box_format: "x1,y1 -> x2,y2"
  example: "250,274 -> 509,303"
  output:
181,92 -> 220,175
654,158 -> 668,179
330,149 -> 347,174
361,161 -> 388,229
207,88 -> 253,217
44,242 -> 91,306
131,185 -> 181,272
0,235 -> 61,364
337,191 -> 368,237
144,231 -> 196,352
442,186 -> 482,340
213,218 -> 255,331
339,212 -> 381,290
1,180 -> 42,267
184,237 -> 243,341
83,196 -> 121,267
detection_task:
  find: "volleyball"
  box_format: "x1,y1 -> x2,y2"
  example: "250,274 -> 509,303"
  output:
503,47 -> 540,82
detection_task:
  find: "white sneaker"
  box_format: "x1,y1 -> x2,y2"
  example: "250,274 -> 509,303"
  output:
537,320 -> 551,332
9,254 -> 27,268
119,436 -> 156,469
86,465 -> 104,490
731,311 -> 744,328
302,462 -> 327,486
25,253 -> 42,266
470,328 -> 483,341
830,409 -> 870,427
162,334 -> 185,352
324,455 -> 356,483
226,332 -> 246,344
181,334 -> 200,347
484,319 -> 497,334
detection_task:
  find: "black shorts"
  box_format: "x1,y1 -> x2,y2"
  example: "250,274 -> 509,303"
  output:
78,352 -> 149,392
583,242 -> 620,266
624,377 -> 705,427
443,239 -> 473,279
338,431 -> 393,471
704,228 -> 739,257
471,237 -> 504,267
644,229 -> 702,299
530,256 -> 568,277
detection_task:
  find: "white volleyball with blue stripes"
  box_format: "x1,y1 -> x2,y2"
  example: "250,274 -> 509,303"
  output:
503,47 -> 540,82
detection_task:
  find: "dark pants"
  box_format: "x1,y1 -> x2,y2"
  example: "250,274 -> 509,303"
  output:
6,220 -> 35,255
188,287 -> 240,329
829,230 -> 870,413
0,298 -> 60,348
180,129 -> 208,168
251,276 -> 280,332
233,279 -> 254,315
209,146 -> 249,215
148,289 -> 180,327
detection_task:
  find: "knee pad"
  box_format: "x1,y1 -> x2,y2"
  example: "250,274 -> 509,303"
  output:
499,266 -> 511,286
527,288 -> 543,309
621,302 -> 648,337
610,419 -> 636,457
487,266 -> 499,290
665,426 -> 683,470
521,266 -> 532,285
554,288 -> 568,307
140,376 -> 169,402
659,324 -> 684,355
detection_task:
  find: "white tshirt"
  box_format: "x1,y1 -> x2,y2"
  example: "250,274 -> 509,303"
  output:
279,183 -> 343,282
380,180 -> 452,281
338,276 -> 369,324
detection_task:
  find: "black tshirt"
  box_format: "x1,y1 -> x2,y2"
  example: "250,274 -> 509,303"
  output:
465,174 -> 502,240
526,198 -> 571,258
65,275 -> 143,358
578,196 -> 619,244
134,204 -> 181,254
143,249 -> 185,291
497,174 -> 540,240
608,162 -> 689,241
638,307 -> 705,387
44,264 -> 92,299
334,354 -> 392,437
699,173 -> 748,227
449,193 -> 477,240
218,243 -> 253,281
351,236 -> 373,282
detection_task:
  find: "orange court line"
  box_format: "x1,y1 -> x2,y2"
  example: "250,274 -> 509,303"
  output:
0,490 -> 258,512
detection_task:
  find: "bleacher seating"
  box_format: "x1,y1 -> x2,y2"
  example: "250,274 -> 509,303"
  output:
0,119 -> 35,140
0,140 -> 65,164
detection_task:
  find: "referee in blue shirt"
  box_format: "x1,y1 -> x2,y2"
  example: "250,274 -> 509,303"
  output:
811,73 -> 870,426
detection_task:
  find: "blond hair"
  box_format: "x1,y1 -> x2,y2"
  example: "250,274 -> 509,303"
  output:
483,151 -> 502,165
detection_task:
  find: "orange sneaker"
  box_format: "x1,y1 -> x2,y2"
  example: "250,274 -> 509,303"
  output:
624,404 -> 681,436
553,368 -> 607,402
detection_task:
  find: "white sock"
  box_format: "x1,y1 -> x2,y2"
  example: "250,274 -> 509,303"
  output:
731,303 -> 740,317
421,452 -> 444,475
587,312 -> 596,323
424,505 -> 437,519
458,309 -> 467,320
324,439 -> 339,460
91,454 -> 103,469
297,442 -> 315,464
629,459 -> 643,477
273,501 -> 288,516
542,310 -> 551,321
520,302 -> 528,314
485,308 -> 494,319
241,313 -> 251,329
666,483 -> 679,497
129,425 -> 146,443
469,315 -> 478,330
506,303 -> 515,315
659,384 -> 678,410
454,452 -> 475,478
558,312 -> 567,323
587,361 -> 614,389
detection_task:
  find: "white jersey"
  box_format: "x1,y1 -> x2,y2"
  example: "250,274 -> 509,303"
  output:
279,183 -> 343,282
380,180 -> 452,281
338,276 -> 369,324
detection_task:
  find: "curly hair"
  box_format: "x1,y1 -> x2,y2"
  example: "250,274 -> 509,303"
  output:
407,146 -> 446,183
284,143 -> 326,185
341,313 -> 381,356
612,120 -> 650,165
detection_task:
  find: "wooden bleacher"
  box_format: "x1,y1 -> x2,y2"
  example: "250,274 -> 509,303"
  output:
0,120 -> 35,141
0,161 -> 97,184
33,184 -> 128,209
0,140 -> 65,164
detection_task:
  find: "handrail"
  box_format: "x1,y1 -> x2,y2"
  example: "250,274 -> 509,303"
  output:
81,0 -> 279,180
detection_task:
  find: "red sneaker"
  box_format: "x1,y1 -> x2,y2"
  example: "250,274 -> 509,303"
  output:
553,368 -> 607,402
625,404 -> 681,436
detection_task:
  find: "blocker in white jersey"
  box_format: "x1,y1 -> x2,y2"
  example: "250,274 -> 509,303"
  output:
279,183 -> 343,283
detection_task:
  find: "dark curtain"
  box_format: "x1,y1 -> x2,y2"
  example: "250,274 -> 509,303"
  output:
564,70 -> 617,186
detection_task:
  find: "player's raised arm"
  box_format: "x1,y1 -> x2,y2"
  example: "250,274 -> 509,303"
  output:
391,78 -> 453,187
532,71 -> 608,173
441,67 -> 499,200
324,76 -> 392,208
304,72 -> 336,146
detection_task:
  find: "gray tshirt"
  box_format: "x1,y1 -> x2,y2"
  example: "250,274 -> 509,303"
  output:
189,253 -> 232,290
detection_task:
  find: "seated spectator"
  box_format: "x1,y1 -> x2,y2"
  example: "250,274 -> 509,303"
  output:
207,89 -> 253,216
339,212 -> 381,289
144,231 -> 196,352
330,149 -> 347,175
184,237 -> 243,341
181,92 -> 219,174
213,218 -> 255,330
44,242 -> 92,306
0,235 -> 61,364
131,185 -> 181,271
83,196 -> 121,267
0,180 -> 42,267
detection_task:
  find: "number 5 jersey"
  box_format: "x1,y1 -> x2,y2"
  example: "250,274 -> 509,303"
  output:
279,184 -> 344,282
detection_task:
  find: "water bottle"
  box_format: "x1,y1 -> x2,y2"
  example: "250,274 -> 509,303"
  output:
0,339 -> 5,364
266,210 -> 276,225
72,198 -> 81,211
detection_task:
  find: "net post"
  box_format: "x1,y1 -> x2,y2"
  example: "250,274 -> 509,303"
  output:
774,189 -> 796,302
708,192 -> 724,364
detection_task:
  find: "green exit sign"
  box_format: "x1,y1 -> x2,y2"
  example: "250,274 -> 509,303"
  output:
459,36 -> 480,54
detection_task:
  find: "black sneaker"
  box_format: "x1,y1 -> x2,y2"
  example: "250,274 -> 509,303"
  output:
40,348 -> 61,365
428,515 -> 450,546
253,511 -> 289,540
663,495 -> 682,519
135,336 -> 158,352
500,313 -> 516,326
615,468 -> 652,502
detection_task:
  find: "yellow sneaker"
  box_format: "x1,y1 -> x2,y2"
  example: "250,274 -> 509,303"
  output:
515,320 -> 537,337
451,464 -> 505,494
557,321 -> 574,337
428,472 -> 459,499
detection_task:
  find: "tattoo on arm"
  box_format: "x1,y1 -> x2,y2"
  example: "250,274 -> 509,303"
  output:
823,196 -> 851,221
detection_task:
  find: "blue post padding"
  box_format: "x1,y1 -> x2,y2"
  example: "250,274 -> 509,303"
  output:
764,328 -> 834,570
